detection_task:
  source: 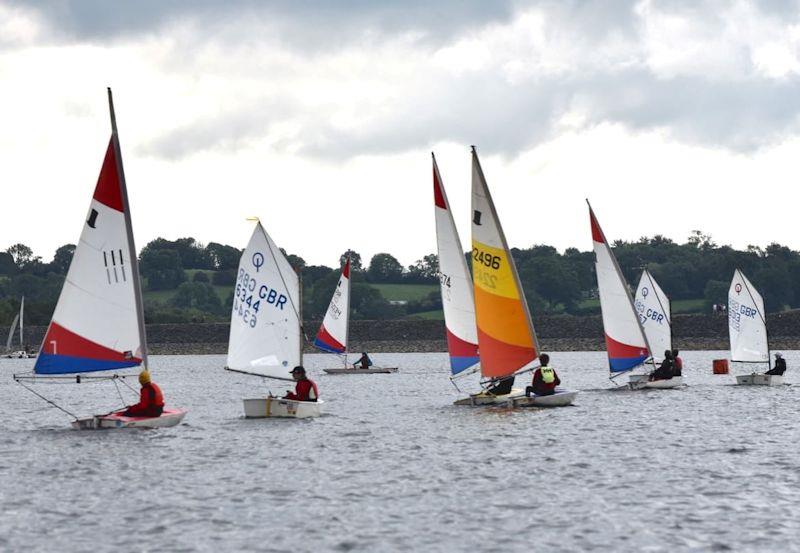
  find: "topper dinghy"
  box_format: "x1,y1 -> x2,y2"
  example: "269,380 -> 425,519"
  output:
225,220 -> 322,418
728,269 -> 782,386
445,149 -> 576,407
13,89 -> 187,429
315,258 -> 397,374
588,203 -> 683,390
4,297 -> 34,358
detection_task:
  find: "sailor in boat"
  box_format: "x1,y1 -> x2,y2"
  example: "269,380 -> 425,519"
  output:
525,353 -> 561,397
353,352 -> 373,370
284,366 -> 319,402
671,349 -> 683,377
119,369 -> 164,417
649,350 -> 675,381
765,352 -> 787,376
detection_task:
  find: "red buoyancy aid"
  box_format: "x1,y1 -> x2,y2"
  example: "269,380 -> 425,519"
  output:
294,378 -> 319,402
142,382 -> 164,408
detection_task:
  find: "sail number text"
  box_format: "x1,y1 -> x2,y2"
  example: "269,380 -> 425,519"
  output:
472,247 -> 501,269
234,269 -> 289,328
634,299 -> 665,325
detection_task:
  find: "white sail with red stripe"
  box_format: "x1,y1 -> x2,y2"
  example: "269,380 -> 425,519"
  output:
314,258 -> 351,354
588,202 -> 651,374
432,153 -> 479,377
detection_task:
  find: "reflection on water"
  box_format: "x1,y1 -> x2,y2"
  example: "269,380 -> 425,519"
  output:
1,351 -> 799,552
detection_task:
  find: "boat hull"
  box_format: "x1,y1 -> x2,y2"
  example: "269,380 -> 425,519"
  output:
323,368 -> 398,374
453,387 -> 525,406
509,389 -> 578,408
736,374 -> 783,386
628,374 -> 685,390
243,397 -> 323,418
72,408 -> 187,429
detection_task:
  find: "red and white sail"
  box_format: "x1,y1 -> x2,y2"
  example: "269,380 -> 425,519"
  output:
432,154 -> 479,377
314,258 -> 351,354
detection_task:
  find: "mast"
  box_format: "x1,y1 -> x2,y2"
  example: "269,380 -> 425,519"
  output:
344,255 -> 352,368
108,87 -> 149,371
19,296 -> 24,348
299,269 -> 304,366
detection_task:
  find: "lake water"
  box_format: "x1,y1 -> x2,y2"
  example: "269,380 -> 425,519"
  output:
1,351 -> 799,552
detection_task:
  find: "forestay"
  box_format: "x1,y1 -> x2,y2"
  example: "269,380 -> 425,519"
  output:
313,258 -> 351,354
432,154 -> 479,377
226,222 -> 300,380
589,204 -> 650,373
634,270 -> 671,362
35,135 -> 144,375
471,147 -> 538,379
728,269 -> 768,363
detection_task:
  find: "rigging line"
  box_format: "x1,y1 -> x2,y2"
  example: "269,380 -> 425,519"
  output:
14,377 -> 77,419
261,226 -> 302,325
112,378 -> 127,407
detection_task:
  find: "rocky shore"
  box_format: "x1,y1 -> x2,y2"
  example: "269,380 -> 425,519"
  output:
7,311 -> 800,354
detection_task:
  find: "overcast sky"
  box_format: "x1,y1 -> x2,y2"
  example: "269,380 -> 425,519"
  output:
3,0 -> 800,268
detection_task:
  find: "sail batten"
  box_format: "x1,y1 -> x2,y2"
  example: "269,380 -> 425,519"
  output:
226,222 -> 301,380
471,148 -> 538,378
314,259 -> 351,354
589,203 -> 651,373
728,269 -> 769,363
432,154 -> 480,376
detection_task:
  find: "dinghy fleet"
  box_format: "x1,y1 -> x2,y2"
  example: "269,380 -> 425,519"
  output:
7,91 -> 791,429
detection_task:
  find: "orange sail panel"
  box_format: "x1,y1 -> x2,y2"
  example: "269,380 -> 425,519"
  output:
470,147 -> 538,378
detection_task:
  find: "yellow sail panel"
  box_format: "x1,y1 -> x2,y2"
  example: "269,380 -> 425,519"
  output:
471,147 -> 538,378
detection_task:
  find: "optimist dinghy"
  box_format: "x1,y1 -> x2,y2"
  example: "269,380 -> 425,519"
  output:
728,269 -> 782,386
315,258 -> 398,374
588,204 -> 683,390
13,89 -> 187,429
225,220 -> 322,418
439,149 -> 576,407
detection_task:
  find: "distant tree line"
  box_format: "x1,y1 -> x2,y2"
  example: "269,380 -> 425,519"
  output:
3,230 -> 800,328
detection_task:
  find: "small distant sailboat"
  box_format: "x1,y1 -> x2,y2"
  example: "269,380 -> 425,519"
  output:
588,202 -> 682,389
634,269 -> 672,362
453,148 -> 576,407
317,258 -> 397,374
225,220 -> 322,418
4,297 -> 35,358
728,269 -> 779,386
13,89 -> 187,429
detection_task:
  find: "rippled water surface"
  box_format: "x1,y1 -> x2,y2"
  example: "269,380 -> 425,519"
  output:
2,351 -> 800,552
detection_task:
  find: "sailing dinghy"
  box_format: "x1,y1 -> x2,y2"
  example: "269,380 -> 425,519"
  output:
4,297 -> 34,358
634,269 -> 672,363
728,269 -> 780,386
316,258 -> 397,374
588,203 -> 683,390
450,149 -> 576,407
13,89 -> 187,429
225,221 -> 322,418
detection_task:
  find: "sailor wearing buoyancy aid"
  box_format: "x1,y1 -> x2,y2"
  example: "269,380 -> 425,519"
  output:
284,366 -> 319,402
526,353 -> 561,397
122,369 -> 165,417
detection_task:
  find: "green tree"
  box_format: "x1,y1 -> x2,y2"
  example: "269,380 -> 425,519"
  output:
340,250 -> 363,271
703,280 -> 728,313
170,282 -> 223,314
405,253 -> 438,283
367,253 -> 403,283
51,244 -> 76,274
206,242 -> 241,271
139,248 -> 186,290
6,243 -> 40,270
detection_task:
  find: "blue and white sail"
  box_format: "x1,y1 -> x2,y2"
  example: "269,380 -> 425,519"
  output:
728,269 -> 769,364
634,270 -> 671,362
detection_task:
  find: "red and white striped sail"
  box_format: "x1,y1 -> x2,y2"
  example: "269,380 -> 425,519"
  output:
589,203 -> 651,373
226,222 -> 301,380
432,154 -> 479,377
313,259 -> 351,354
728,269 -> 768,363
35,132 -> 145,374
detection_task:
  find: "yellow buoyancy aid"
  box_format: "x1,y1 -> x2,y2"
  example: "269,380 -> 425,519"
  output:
540,366 -> 555,384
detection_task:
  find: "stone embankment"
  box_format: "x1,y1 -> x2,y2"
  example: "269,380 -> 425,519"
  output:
7,311 -> 800,354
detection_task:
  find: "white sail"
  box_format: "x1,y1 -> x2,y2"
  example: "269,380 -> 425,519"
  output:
18,296 -> 24,348
313,259 -> 351,354
6,313 -> 19,351
432,154 -> 479,377
226,222 -> 301,380
634,270 -> 671,362
728,269 -> 768,363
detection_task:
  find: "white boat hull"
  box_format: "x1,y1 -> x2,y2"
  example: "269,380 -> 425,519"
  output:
628,374 -> 685,390
510,389 -> 578,408
243,397 -> 322,418
736,374 -> 783,386
323,367 -> 398,374
5,351 -> 33,359
453,387 -> 525,406
72,408 -> 188,429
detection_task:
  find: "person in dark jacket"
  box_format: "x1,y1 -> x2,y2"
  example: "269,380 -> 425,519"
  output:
671,349 -> 683,377
284,366 -> 319,402
353,352 -> 372,370
486,376 -> 514,396
122,369 -> 164,417
650,350 -> 674,381
526,353 -> 561,396
766,353 -> 786,376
